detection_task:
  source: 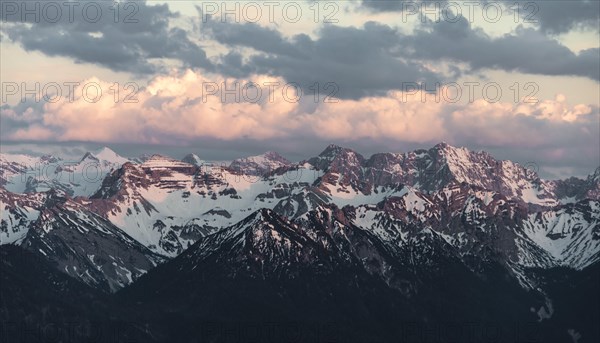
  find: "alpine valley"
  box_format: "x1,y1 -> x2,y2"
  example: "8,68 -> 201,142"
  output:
1,143 -> 598,343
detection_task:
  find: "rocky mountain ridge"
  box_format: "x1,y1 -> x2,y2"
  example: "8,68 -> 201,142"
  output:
1,143 -> 598,290
2,143 -> 599,342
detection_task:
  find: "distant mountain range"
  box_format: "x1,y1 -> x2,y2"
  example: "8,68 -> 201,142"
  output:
1,143 -> 598,342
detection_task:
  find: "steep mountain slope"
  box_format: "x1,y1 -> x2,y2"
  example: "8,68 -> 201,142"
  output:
531,262 -> 600,343
181,153 -> 205,166
1,144 -> 598,286
1,188 -> 161,292
1,147 -> 128,197
0,245 -> 154,343
88,155 -> 228,257
229,151 -> 291,175
86,153 -> 315,257
520,200 -> 600,269
0,143 -> 598,342
0,187 -> 43,244
0,153 -> 59,188
308,142 -> 563,207
81,142 -> 580,262
549,167 -> 600,202
120,208 -> 555,343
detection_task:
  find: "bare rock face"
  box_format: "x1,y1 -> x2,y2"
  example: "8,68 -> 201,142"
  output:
229,151 -> 291,176
1,143 -> 599,342
1,143 -> 599,294
3,188 -> 161,292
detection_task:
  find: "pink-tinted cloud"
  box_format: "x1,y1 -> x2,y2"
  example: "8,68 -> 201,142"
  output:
2,70 -> 597,152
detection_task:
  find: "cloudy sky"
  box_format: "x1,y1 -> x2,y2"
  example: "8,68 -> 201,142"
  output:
1,0 -> 598,178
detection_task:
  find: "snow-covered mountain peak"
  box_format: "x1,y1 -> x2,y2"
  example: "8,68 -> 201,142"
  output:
323,143 -> 345,153
228,208 -> 279,232
80,152 -> 99,162
39,154 -> 61,163
433,141 -> 452,150
591,167 -> 600,183
182,153 -> 205,166
0,153 -> 47,186
431,142 -> 474,164
431,141 -> 483,156
141,154 -> 193,169
309,144 -> 365,171
2,143 -> 600,301
93,147 -> 129,164
0,152 -> 41,164
229,151 -> 291,175
241,151 -> 289,165
261,151 -> 289,162
318,144 -> 356,158
79,147 -> 128,166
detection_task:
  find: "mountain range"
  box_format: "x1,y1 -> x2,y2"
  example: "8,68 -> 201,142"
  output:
1,143 -> 598,343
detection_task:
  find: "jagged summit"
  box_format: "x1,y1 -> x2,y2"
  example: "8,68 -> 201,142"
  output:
591,167 -> 600,182
229,151 -> 291,175
430,141 -> 470,155
324,143 -> 344,151
317,142 -> 467,164
308,144 -> 365,172
433,141 -> 453,149
261,151 -> 289,162
80,147 -> 129,165
182,153 -> 204,166
1,143 -> 599,295
1,143 -> 598,343
94,146 -> 116,155
233,151 -> 290,164
318,143 -> 356,157
95,146 -> 126,160
80,152 -> 99,162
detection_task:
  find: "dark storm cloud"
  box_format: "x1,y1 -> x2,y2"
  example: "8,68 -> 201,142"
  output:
361,0 -> 448,12
510,0 -> 600,34
204,19 -> 444,99
204,14 -> 598,99
215,51 -> 255,78
361,0 -> 406,12
362,0 -> 600,35
1,0 -> 212,74
205,20 -> 305,58
401,16 -> 600,80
